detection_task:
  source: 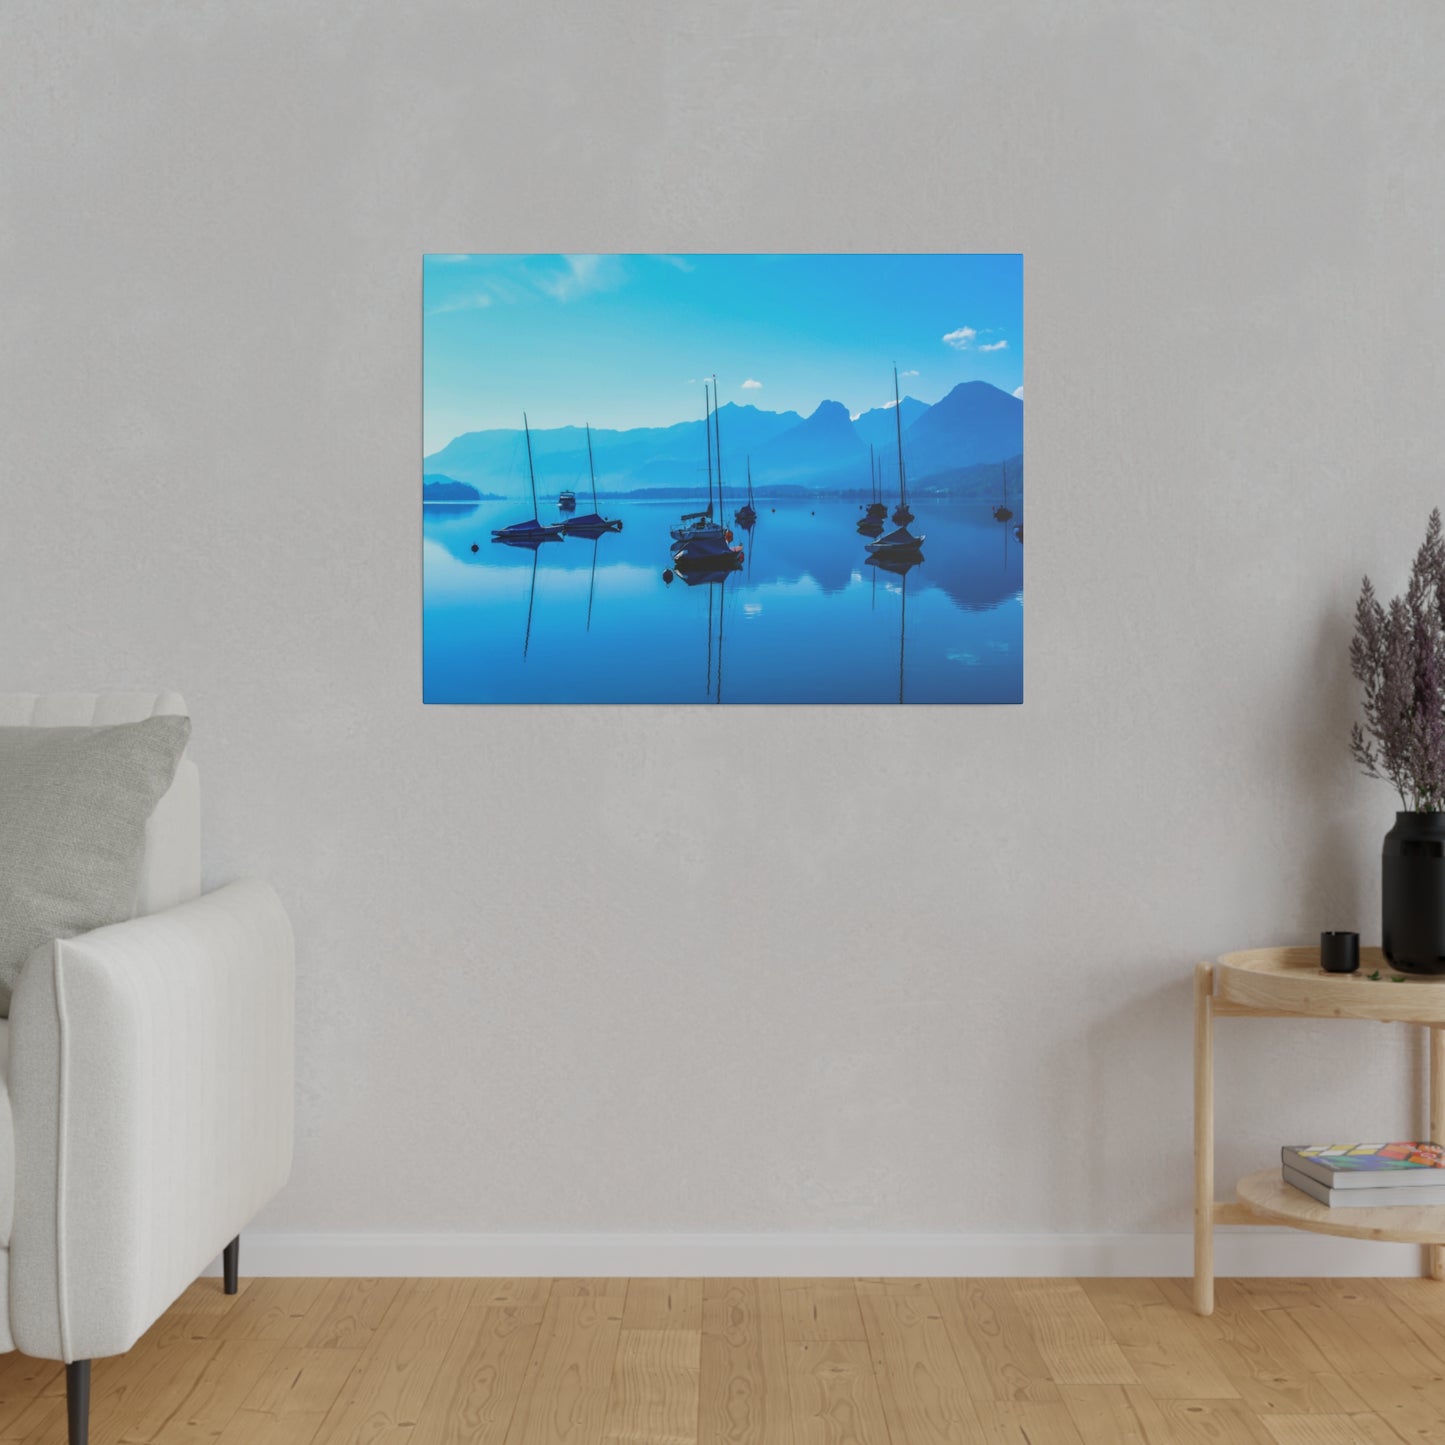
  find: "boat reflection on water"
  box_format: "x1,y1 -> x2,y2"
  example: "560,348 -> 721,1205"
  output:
583,533 -> 607,632
673,566 -> 732,703
514,543 -> 544,659
867,550 -> 923,704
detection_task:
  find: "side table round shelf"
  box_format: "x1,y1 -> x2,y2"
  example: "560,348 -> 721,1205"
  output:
1194,946 -> 1445,1316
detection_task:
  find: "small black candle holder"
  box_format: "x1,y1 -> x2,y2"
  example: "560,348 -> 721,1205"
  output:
1320,931 -> 1360,974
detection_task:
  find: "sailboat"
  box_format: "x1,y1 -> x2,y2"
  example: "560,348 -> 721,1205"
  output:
672,382 -> 726,544
867,372 -> 924,557
492,414 -> 565,547
865,443 -> 887,520
992,462 -> 1014,523
673,380 -> 742,570
858,443 -> 886,536
890,367 -> 914,526
735,456 -> 757,529
559,424 -> 622,536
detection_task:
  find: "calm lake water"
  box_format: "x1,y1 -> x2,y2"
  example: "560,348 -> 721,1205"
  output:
423,497 -> 1023,704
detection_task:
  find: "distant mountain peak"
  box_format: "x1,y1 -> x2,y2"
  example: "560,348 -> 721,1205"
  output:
942,379 -> 1014,399
808,399 -> 851,423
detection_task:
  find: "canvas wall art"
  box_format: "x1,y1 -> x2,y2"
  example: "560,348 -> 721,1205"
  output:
423,254 -> 1023,704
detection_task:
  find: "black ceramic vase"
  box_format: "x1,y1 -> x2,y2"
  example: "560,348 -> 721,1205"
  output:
1383,812 -> 1445,974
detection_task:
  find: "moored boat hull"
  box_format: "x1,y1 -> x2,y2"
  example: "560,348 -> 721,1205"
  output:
560,512 -> 623,536
865,525 -> 925,557
492,518 -> 565,544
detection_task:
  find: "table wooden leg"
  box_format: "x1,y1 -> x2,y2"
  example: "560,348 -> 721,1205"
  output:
1430,1025 -> 1445,1282
1194,962 -> 1215,1315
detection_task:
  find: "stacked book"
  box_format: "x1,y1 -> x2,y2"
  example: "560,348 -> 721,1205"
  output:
1283,1143 -> 1445,1207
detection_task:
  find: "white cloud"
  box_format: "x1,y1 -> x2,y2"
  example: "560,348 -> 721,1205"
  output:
741,378 -> 762,389
427,254 -> 474,265
1013,386 -> 1023,399
655,255 -> 695,272
425,291 -> 493,317
900,368 -> 919,378
942,327 -> 976,350
537,254 -> 623,302
979,339 -> 1008,352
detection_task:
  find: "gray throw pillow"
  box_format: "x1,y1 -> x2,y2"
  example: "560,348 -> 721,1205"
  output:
0,715 -> 192,1014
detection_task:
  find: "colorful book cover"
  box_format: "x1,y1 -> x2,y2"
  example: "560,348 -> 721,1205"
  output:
1286,1143 -> 1445,1172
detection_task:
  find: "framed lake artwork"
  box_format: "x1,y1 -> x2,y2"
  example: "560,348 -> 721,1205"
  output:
422,254 -> 1023,704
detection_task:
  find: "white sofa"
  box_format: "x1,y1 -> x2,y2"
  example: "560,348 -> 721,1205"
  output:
0,692 -> 294,1445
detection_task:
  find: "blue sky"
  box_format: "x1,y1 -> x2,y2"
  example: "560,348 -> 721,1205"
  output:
423,254 -> 1023,454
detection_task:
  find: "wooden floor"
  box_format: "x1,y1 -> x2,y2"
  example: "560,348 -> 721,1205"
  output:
4,1277 -> 1445,1443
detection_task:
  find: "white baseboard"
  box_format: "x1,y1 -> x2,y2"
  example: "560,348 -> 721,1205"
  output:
204,1229 -> 1429,1278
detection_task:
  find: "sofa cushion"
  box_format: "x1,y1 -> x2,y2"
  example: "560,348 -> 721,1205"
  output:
0,716 -> 191,1015
0,693 -> 200,920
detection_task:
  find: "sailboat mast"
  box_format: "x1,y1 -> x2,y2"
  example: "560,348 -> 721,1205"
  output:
893,366 -> 906,506
586,423 -> 597,511
524,412 -> 538,519
705,385 -> 713,515
870,442 -> 876,503
713,374 -> 723,509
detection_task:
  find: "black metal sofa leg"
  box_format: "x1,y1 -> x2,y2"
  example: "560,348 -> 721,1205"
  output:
223,1235 -> 240,1295
66,1360 -> 90,1445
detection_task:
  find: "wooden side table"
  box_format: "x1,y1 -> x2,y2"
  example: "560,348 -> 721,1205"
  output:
1194,946 -> 1445,1315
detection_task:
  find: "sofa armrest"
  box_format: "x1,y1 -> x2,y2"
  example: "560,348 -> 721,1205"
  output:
7,879 -> 294,1361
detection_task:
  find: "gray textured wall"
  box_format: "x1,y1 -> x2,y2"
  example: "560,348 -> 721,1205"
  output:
2,0 -> 1443,1237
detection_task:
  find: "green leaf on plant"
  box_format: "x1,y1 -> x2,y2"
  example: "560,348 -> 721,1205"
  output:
1369,970 -> 1381,980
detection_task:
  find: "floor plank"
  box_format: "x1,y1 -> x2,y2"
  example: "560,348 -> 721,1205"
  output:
1058,1383 -> 1159,1444
1006,1280 -> 1138,1387
409,1301 -> 545,1445
1259,1414 -> 1403,1445
856,1278 -> 983,1445
505,1290 -> 625,1445
602,1329 -> 700,1445
779,1285 -> 865,1343
930,1277 -> 1060,1404
785,1341 -> 889,1445
310,1277 -> 474,1443
212,1346 -> 363,1445
286,1278 -> 402,1350
623,1282 -> 704,1333
150,1339 -> 281,1444
699,1280 -> 793,1445
1080,1277 -> 1237,1399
